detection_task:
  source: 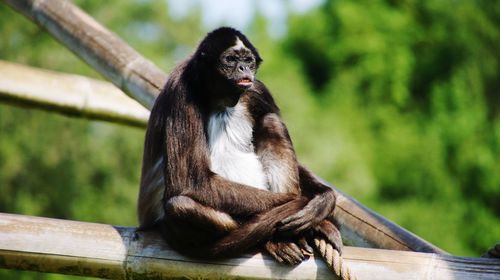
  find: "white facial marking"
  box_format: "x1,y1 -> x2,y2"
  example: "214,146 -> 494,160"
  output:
208,102 -> 268,190
233,37 -> 247,51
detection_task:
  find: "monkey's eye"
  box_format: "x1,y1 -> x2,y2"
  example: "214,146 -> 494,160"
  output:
243,56 -> 253,63
225,55 -> 237,62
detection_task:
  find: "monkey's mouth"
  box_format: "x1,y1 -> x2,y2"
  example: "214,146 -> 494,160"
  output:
236,78 -> 253,88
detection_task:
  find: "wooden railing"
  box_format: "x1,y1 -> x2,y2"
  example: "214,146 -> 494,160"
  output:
1,213 -> 498,280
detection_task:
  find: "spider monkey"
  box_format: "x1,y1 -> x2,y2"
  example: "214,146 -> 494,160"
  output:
138,27 -> 341,265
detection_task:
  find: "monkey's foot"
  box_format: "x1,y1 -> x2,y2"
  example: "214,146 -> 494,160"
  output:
264,237 -> 313,265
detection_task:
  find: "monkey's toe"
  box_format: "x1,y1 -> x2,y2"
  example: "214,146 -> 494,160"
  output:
265,240 -> 305,265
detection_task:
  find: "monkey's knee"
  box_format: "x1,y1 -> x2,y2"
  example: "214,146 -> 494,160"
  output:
164,196 -> 198,218
165,195 -> 238,233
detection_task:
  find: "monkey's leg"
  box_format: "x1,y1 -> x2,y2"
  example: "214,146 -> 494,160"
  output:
170,196 -> 313,264
161,195 -> 309,260
160,195 -> 239,255
206,197 -> 309,258
165,196 -> 238,232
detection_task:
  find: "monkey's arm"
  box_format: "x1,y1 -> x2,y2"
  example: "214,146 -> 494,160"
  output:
181,175 -> 296,217
254,113 -> 301,194
254,116 -> 336,234
278,164 -> 336,234
249,85 -> 337,234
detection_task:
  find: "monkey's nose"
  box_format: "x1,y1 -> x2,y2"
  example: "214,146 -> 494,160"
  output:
238,65 -> 245,72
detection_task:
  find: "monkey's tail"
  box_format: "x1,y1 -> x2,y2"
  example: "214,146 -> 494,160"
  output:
313,237 -> 357,280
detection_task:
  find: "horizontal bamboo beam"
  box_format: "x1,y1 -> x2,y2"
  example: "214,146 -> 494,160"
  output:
0,60 -> 149,127
1,0 -> 446,255
0,213 -> 498,280
3,0 -> 167,110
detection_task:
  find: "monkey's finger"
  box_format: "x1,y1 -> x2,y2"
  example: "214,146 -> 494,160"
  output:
269,249 -> 285,264
279,215 -> 307,230
298,237 -> 314,256
279,216 -> 312,233
285,242 -> 305,260
276,247 -> 300,265
281,247 -> 304,264
266,240 -> 306,265
321,237 -> 342,255
314,221 -> 343,255
291,222 -> 314,235
265,242 -> 286,264
272,242 -> 304,265
318,228 -> 342,251
279,209 -> 306,225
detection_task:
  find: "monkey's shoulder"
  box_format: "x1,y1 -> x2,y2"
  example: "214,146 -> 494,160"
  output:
248,80 -> 270,95
243,80 -> 280,119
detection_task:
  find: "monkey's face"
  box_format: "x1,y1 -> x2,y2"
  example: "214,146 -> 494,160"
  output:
217,37 -> 257,91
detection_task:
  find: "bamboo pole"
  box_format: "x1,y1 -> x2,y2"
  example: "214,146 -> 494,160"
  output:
0,60 -> 149,127
1,0 -> 446,254
2,0 -> 167,110
0,61 -> 444,254
0,213 -> 498,280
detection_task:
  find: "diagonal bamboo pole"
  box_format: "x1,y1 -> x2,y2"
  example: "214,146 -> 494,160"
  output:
2,0 -> 446,254
3,0 -> 167,110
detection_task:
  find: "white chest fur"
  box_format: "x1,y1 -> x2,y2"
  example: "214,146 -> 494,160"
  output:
207,102 -> 268,190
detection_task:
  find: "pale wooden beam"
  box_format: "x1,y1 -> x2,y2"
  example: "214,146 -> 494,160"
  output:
331,193 -> 445,254
0,213 -> 498,280
2,0 -> 445,254
0,60 -> 149,127
3,0 -> 167,110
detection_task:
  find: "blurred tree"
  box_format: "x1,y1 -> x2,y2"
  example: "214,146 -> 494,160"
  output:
285,0 -> 500,256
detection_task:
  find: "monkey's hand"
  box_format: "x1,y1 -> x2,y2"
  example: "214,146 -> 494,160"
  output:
264,237 -> 313,265
312,219 -> 343,255
277,190 -> 336,235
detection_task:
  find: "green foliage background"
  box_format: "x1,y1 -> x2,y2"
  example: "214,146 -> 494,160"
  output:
0,1 -> 498,279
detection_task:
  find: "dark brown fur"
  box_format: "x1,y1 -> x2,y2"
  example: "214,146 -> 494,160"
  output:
138,27 -> 340,263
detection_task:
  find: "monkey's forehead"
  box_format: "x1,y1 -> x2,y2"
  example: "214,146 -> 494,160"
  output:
221,37 -> 252,56
232,37 -> 247,51
197,28 -> 261,61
